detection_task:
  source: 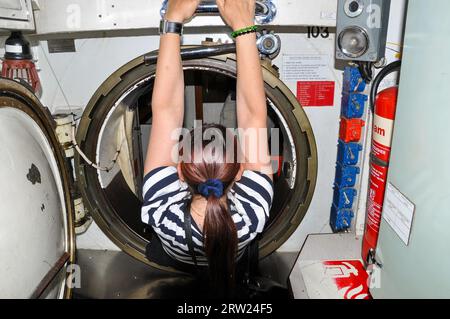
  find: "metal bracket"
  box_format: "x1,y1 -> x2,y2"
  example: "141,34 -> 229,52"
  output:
74,197 -> 93,235
367,248 -> 383,268
54,115 -> 75,158
160,0 -> 277,25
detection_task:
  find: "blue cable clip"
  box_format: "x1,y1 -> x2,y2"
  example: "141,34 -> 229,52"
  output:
341,92 -> 368,119
330,205 -> 354,232
335,163 -> 360,188
333,186 -> 358,209
337,140 -> 363,166
343,67 -> 366,93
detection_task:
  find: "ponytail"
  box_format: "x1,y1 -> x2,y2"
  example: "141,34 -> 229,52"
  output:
180,124 -> 241,296
203,195 -> 238,294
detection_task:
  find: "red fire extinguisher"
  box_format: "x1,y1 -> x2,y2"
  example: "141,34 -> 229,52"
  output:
362,84 -> 399,264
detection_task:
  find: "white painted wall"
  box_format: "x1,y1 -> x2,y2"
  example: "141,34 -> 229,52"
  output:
34,0 -> 338,34
274,33 -> 342,251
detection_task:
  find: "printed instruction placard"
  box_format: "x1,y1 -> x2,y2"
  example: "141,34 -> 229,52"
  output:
282,54 -> 332,82
282,54 -> 335,107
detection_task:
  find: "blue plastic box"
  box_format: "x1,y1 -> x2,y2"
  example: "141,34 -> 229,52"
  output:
343,67 -> 366,93
337,140 -> 363,166
330,204 -> 354,232
335,163 -> 360,188
333,186 -> 358,209
341,92 -> 368,118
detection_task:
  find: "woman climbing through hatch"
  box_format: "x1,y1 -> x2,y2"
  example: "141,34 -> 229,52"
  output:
141,0 -> 274,297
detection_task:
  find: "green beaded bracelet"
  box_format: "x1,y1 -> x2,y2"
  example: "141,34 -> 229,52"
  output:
231,25 -> 258,39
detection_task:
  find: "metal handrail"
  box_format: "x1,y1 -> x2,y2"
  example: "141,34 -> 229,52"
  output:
160,0 -> 277,25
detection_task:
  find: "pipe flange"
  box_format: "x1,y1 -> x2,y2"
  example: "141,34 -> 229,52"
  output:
257,29 -> 281,60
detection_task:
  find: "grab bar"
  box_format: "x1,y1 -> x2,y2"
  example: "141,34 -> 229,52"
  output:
160,0 -> 277,25
144,43 -> 237,65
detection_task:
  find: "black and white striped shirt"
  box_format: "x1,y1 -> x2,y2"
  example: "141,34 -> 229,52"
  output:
141,166 -> 274,266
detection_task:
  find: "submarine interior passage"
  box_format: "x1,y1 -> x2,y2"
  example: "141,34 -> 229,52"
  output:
1,0 -> 450,300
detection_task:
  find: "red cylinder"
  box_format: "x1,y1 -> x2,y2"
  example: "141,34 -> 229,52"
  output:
1,59 -> 42,95
362,87 -> 398,264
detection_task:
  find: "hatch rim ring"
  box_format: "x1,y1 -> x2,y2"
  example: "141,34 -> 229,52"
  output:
75,52 -> 317,272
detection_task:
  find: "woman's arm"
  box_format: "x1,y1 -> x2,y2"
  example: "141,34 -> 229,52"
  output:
235,31 -> 272,177
144,0 -> 200,175
217,0 -> 273,178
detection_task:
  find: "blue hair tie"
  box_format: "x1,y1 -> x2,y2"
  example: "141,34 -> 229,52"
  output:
197,179 -> 224,198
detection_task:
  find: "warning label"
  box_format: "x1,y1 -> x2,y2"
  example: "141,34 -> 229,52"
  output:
297,81 -> 335,107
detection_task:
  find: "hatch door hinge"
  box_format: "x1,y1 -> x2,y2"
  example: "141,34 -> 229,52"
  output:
74,197 -> 93,235
55,115 -> 75,158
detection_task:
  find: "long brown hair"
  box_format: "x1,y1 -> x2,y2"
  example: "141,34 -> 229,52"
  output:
180,124 -> 241,294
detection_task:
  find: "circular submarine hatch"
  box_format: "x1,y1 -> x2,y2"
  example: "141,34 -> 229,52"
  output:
0,78 -> 75,298
75,51 -> 318,272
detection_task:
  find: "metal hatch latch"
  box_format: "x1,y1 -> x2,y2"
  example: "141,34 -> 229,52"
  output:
74,197 -> 93,235
54,115 -> 76,158
54,115 -> 94,234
